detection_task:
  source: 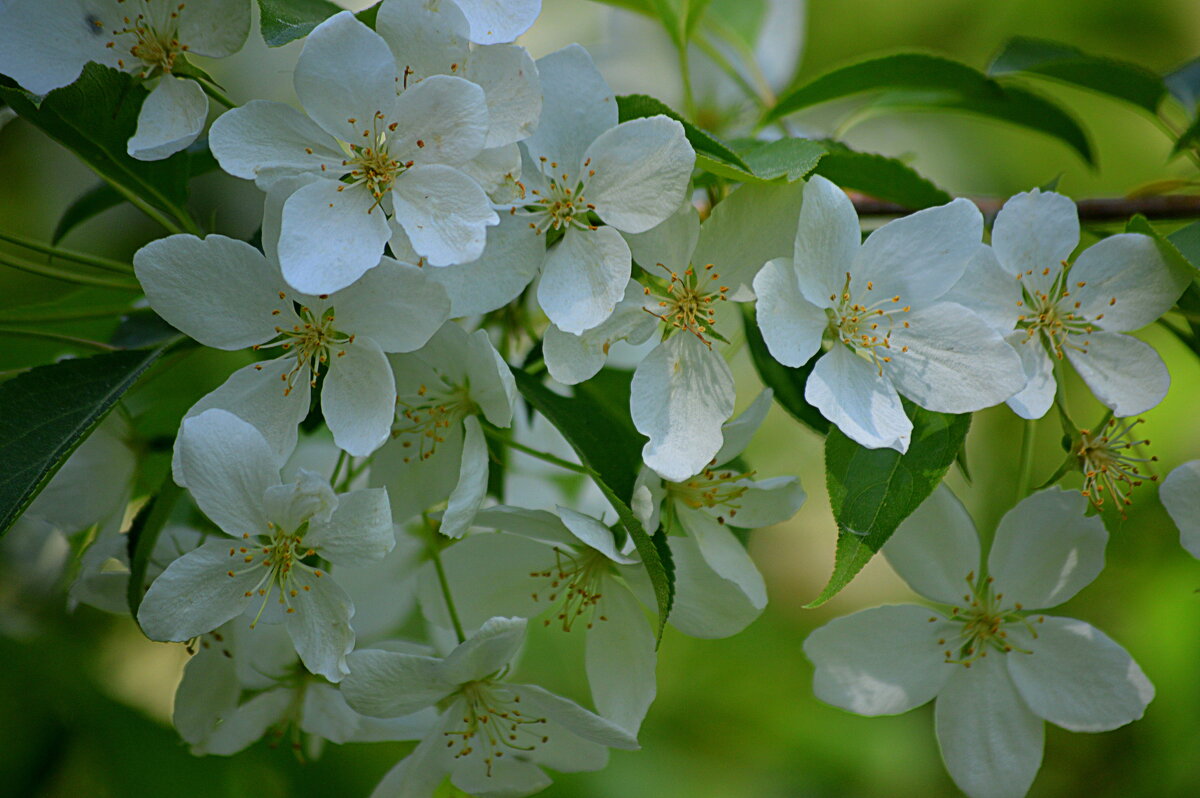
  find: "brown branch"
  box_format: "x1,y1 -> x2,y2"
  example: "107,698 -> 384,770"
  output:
851,194 -> 1200,220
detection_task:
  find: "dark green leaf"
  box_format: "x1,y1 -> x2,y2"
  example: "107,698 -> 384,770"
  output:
51,183 -> 124,245
511,368 -> 673,639
1167,220 -> 1200,271
766,53 -> 1094,164
738,137 -> 826,182
1164,56 -> 1200,112
1173,114 -> 1200,156
109,309 -> 180,349
0,64 -> 193,220
1127,214 -> 1199,277
807,401 -> 970,607
0,345 -> 168,537
257,0 -> 345,47
740,304 -> 828,435
988,37 -> 1166,113
126,478 -> 183,621
812,140 -> 953,209
617,93 -> 752,170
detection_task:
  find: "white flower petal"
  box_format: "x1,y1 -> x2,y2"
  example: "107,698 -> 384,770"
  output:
525,44 -> 616,169
713,389 -> 773,465
940,245 -> 1021,334
390,75 -> 489,167
262,469 -> 337,531
677,505 -> 766,609
471,506 -> 581,548
422,213 -> 544,316
284,567 -> 355,682
1005,332 -> 1057,420
442,616 -> 529,684
177,0 -> 251,58
663,535 -> 762,638
632,335 -> 735,482
294,12 -> 399,143
1161,461 -> 1200,559
369,717 -> 457,798
694,180 -> 807,299
450,738 -> 553,796
135,233 -> 285,350
717,475 -> 806,528
420,531 -> 549,631
370,413 -> 465,524
176,359 -> 310,474
467,44 -> 542,147
138,539 -> 257,641
332,259 -> 450,352
991,189 -> 1080,289
127,76 -> 207,161
375,0 -> 470,82
466,328 -> 517,427
1065,332 -> 1170,417
883,484 -> 980,605
538,225 -> 631,335
1008,616 -> 1154,731
805,604 -> 955,715
584,116 -> 694,234
791,175 -> 864,307
300,683 -> 363,744
805,344 -> 912,452
623,201 -> 699,277
206,690 -> 295,756
544,281 -> 658,385
935,655 -> 1044,798
322,338 -> 397,457
174,645 -> 240,747
343,649 -> 456,718
208,100 -> 344,189
453,0 -> 541,43
753,257 -> 830,368
558,506 -> 638,564
391,164 -> 498,267
307,488 -> 395,566
0,0 -> 117,95
987,488 -> 1106,609
511,683 -> 640,750
176,409 -> 278,536
856,199 -> 983,304
586,578 -> 656,734
439,416 -> 489,539
278,179 -> 392,294
1069,233 -> 1189,332
887,302 -> 1024,412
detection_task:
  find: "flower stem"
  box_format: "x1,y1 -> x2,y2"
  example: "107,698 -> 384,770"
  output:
678,43 -> 697,120
0,252 -> 141,290
480,425 -> 590,475
0,326 -> 118,351
0,231 -> 135,274
4,304 -> 135,323
428,528 -> 466,645
1015,418 -> 1037,502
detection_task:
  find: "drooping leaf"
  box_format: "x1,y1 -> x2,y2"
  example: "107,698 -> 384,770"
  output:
1127,214 -> 1199,277
988,37 -> 1166,113
511,368 -> 673,640
812,140 -> 953,209
0,65 -> 193,223
806,401 -> 971,607
1164,56 -> 1200,112
1167,219 -> 1200,271
1173,114 -> 1200,156
256,0 -> 345,46
126,477 -> 183,620
617,93 -> 752,171
740,304 -> 828,435
0,345 -> 169,537
737,137 -> 826,182
766,53 -> 1094,164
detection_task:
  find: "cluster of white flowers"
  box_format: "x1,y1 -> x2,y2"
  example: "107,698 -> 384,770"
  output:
2,2 -> 1196,797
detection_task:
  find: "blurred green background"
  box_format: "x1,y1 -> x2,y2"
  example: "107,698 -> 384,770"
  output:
2,0 -> 1199,796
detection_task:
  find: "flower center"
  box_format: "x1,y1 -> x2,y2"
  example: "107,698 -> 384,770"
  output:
337,112 -> 413,211
1014,262 -> 1115,359
520,156 -> 598,234
937,573 -> 1042,667
100,2 -> 190,77
826,272 -> 911,373
529,547 -> 610,631
1076,416 -> 1157,514
223,523 -> 325,627
254,292 -> 354,397
390,381 -> 473,463
444,682 -> 549,777
642,262 -> 729,347
667,462 -> 754,525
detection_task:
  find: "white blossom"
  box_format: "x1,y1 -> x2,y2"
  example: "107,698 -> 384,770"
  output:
138,409 -> 395,682
754,175 -> 1024,451
804,486 -> 1154,798
0,0 -> 250,159
1161,460 -> 1200,559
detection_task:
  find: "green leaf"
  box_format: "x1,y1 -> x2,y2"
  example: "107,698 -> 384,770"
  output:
1165,56 -> 1200,112
126,477 -> 183,621
617,93 -> 752,171
1127,214 -> 1199,277
766,53 -> 1094,164
1173,114 -> 1200,156
988,37 -> 1166,113
0,64 -> 193,222
1167,220 -> 1200,272
511,368 -> 674,640
740,304 -> 829,435
257,0 -> 345,47
738,138 -> 826,182
812,140 -> 953,209
0,345 -> 168,538
806,401 -> 970,607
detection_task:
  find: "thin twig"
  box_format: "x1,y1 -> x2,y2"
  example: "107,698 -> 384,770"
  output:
852,193 -> 1200,220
